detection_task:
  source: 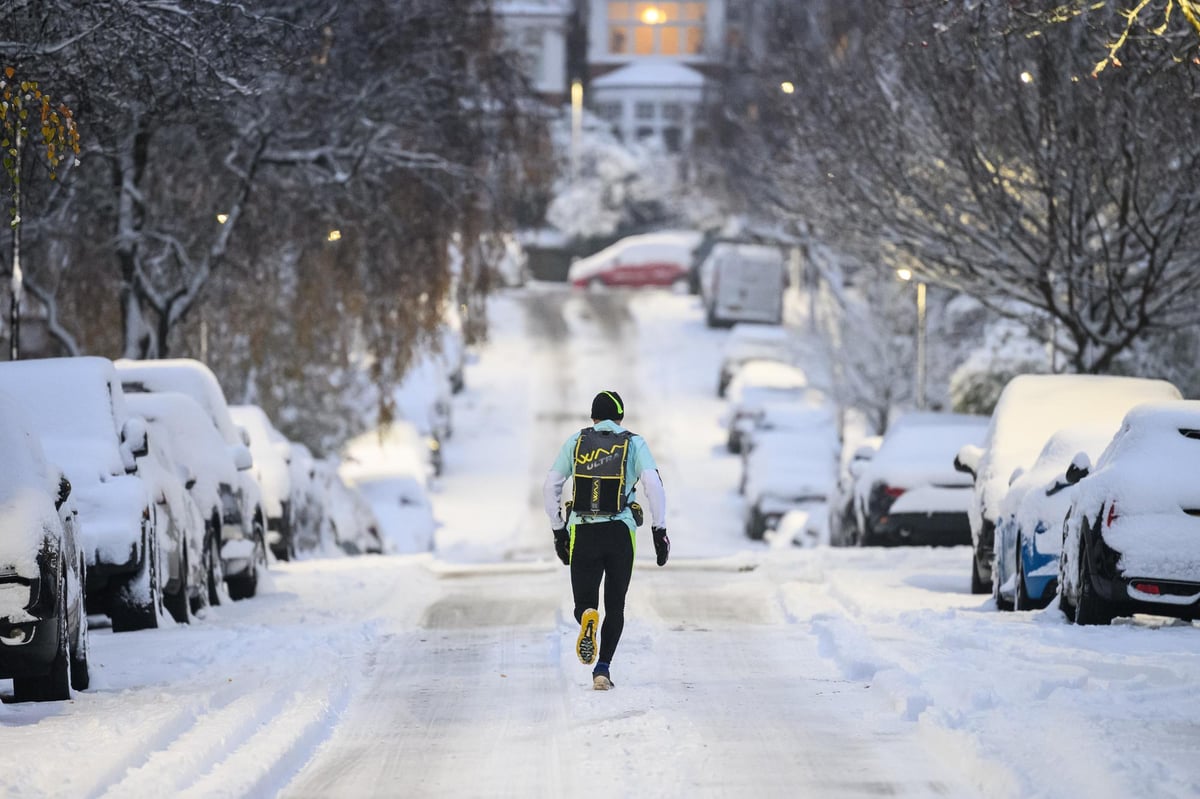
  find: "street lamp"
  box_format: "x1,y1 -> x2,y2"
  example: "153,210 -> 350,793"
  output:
570,79 -> 583,180
896,268 -> 927,410
780,81 -> 796,95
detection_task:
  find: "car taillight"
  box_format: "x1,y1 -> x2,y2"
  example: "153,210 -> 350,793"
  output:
883,485 -> 905,499
1105,501 -> 1119,528
1133,582 -> 1161,595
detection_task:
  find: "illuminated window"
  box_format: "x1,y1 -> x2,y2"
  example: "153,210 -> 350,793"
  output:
607,0 -> 705,57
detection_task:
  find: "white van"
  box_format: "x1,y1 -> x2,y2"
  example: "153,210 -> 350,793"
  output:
700,242 -> 787,327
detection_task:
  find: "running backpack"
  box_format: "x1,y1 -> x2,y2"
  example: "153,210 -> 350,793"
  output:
571,427 -> 634,516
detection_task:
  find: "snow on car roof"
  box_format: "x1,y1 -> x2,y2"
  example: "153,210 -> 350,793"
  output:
981,374 -> 1181,498
0,356 -> 129,479
728,360 -> 807,394
125,391 -> 237,511
866,412 -> 987,485
115,358 -> 242,446
1076,401 -> 1200,578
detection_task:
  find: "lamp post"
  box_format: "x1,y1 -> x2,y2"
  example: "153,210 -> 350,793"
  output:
896,268 -> 927,410
570,79 -> 583,180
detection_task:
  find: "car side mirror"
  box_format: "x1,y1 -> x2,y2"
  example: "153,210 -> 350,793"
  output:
55,475 -> 72,510
1065,452 -> 1091,485
122,416 -> 149,459
232,444 -> 254,471
955,444 -> 983,478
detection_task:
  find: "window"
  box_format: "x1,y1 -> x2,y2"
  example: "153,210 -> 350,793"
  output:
635,101 -> 656,120
636,127 -> 655,140
596,102 -> 623,121
663,127 -> 682,153
607,1 -> 706,57
661,103 -> 683,122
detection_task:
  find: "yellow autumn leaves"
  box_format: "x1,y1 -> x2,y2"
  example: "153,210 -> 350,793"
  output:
1,65 -> 81,183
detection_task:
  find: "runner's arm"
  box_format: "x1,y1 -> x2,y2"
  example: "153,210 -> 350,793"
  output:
640,468 -> 666,529
543,470 -> 568,527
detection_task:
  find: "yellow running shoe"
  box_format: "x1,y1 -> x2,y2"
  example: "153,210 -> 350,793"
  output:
576,608 -> 599,665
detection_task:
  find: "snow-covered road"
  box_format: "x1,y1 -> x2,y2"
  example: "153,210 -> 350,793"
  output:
3,286 -> 1199,798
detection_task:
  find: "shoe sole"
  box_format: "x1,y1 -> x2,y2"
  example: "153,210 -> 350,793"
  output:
576,608 -> 599,665
593,674 -> 613,691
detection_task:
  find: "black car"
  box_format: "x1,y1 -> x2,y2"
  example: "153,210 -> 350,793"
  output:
0,395 -> 89,701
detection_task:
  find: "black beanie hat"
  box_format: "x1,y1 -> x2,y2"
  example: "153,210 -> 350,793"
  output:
591,390 -> 624,421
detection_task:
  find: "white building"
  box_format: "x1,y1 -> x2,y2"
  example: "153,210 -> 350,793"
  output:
495,0 -> 573,104
583,1 -> 726,151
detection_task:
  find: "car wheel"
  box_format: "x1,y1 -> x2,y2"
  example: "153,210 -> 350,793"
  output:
970,551 -> 989,594
111,513 -> 163,633
1014,539 -> 1048,611
70,556 -> 90,691
226,517 -> 266,601
745,508 -> 766,541
993,543 -> 1014,611
13,570 -> 72,702
1073,535 -> 1115,626
163,540 -> 191,624
205,515 -> 224,607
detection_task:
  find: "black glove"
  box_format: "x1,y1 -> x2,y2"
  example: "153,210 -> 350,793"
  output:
652,527 -> 669,567
553,527 -> 570,566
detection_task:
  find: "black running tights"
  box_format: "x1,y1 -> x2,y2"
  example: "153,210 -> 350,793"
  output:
570,519 -> 634,665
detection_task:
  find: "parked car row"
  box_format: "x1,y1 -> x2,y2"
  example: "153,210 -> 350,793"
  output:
952,374 -> 1198,626
0,354 -> 431,703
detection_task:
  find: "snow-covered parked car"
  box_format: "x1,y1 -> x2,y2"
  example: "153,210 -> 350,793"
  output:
853,412 -> 987,547
0,391 -> 89,701
230,405 -> 295,561
741,414 -> 839,541
724,360 -> 809,454
717,323 -> 800,397
116,359 -> 267,600
286,442 -> 327,556
340,422 -> 437,553
125,392 -> 246,610
699,241 -> 787,328
992,425 -> 1119,611
568,230 -> 702,289
1059,402 -> 1200,625
737,397 -> 836,492
954,374 -> 1181,595
130,408 -> 212,623
829,437 -> 881,547
0,357 -> 168,632
312,459 -> 383,556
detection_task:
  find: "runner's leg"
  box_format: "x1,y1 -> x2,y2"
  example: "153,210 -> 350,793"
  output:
570,523 -> 603,623
598,520 -> 635,664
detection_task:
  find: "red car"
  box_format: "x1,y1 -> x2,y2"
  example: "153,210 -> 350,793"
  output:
568,231 -> 701,289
